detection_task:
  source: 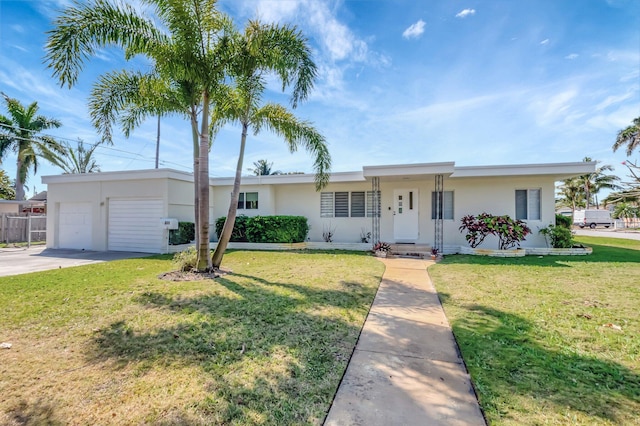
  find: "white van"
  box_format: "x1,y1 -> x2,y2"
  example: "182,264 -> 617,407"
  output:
573,210 -> 613,229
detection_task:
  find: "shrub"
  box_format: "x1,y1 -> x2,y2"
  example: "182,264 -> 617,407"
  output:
215,215 -> 249,242
539,224 -> 574,248
169,222 -> 195,245
459,213 -> 532,250
246,216 -> 309,243
555,214 -> 572,229
172,246 -> 198,272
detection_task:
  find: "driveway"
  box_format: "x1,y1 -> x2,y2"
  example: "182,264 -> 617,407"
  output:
0,246 -> 151,277
574,228 -> 640,241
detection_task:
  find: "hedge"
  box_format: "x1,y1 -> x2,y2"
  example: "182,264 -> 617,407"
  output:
169,221 -> 195,245
215,215 -> 309,243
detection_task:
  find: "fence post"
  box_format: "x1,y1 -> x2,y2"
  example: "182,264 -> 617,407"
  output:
28,214 -> 32,248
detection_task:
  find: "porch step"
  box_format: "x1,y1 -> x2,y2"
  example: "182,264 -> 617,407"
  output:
388,243 -> 432,259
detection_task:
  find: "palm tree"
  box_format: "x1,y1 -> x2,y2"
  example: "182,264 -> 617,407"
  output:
211,20 -> 331,268
45,0 -> 232,271
579,157 -> 621,209
557,177 -> 584,216
0,93 -> 64,200
613,116 -> 640,156
42,139 -> 101,174
250,159 -> 281,176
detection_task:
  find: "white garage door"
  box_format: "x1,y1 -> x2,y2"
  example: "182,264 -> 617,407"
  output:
108,198 -> 165,253
59,202 -> 93,250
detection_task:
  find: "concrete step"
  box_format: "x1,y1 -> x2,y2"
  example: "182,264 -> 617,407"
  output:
389,243 -> 432,259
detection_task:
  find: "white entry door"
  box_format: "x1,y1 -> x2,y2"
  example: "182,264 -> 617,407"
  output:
393,189 -> 419,242
59,202 -> 93,250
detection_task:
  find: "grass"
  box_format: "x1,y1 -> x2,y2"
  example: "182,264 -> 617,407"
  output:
0,250 -> 384,425
429,236 -> 640,425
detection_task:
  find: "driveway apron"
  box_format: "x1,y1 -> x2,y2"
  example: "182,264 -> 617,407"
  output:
324,257 -> 486,426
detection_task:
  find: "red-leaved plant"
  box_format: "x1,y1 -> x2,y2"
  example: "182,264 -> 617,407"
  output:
459,213 -> 531,250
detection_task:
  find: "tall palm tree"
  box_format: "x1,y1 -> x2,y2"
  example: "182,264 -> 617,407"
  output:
579,157 -> 621,209
211,20 -> 331,268
41,139 -> 101,174
0,93 -> 63,200
557,177 -> 584,215
45,0 -> 232,271
613,116 -> 640,156
250,159 -> 281,176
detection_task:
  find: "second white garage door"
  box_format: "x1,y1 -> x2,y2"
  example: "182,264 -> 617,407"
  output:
108,198 -> 165,253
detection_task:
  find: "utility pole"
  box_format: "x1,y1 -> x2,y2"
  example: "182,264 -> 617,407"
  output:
155,115 -> 160,169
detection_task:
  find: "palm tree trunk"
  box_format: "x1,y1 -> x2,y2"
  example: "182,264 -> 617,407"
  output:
212,121 -> 248,268
190,107 -> 200,250
15,157 -> 25,201
196,93 -> 211,271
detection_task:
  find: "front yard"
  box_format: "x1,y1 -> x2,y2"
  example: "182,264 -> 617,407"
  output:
429,236 -> 640,425
0,251 -> 383,425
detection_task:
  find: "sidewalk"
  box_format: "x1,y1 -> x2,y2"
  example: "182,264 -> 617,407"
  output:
324,257 -> 486,426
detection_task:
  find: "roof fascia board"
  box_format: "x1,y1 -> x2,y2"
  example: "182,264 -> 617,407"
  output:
451,162 -> 597,178
363,162 -> 456,177
42,168 -> 193,184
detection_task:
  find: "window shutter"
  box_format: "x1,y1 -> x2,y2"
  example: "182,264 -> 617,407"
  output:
320,192 -> 334,217
528,189 -> 541,220
351,192 -> 365,217
335,192 -> 349,217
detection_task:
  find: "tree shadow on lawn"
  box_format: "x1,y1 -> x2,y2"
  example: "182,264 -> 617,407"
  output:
85,274 -> 376,423
442,298 -> 640,423
442,243 -> 640,267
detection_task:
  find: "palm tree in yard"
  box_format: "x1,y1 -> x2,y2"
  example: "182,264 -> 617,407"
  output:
613,116 -> 640,156
45,0 -> 232,271
42,139 -> 102,174
0,93 -> 64,201
557,177 -> 584,216
211,21 -> 331,268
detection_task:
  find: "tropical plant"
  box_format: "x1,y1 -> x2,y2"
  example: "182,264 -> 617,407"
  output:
210,20 -> 331,268
0,93 -> 64,200
612,116 -> 640,156
45,0 -> 233,271
42,139 -> 101,174
557,177 -> 584,215
578,157 -> 621,209
459,213 -> 531,250
539,224 -> 574,248
372,241 -> 391,252
613,202 -> 638,220
0,169 -> 15,199
250,159 -> 281,176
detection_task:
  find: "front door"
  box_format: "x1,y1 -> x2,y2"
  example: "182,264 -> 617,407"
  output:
393,189 -> 419,241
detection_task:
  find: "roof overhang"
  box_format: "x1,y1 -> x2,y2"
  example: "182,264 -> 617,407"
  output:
210,171 -> 365,186
362,162 -> 455,182
450,161 -> 596,180
42,168 -> 194,184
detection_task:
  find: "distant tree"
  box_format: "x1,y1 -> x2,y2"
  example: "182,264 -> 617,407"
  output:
613,202 -> 638,220
613,116 -> 640,156
0,93 -> 64,200
42,139 -> 101,174
557,177 -> 584,215
250,159 -> 281,176
604,160 -> 640,205
579,157 -> 621,209
0,169 -> 15,199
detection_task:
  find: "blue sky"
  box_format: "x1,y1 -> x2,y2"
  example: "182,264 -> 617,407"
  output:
0,0 -> 638,196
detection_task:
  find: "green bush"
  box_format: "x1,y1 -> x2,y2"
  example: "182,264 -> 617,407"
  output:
555,214 -> 572,229
539,224 -> 574,248
246,216 -> 309,243
169,221 -> 195,245
215,215 -> 249,242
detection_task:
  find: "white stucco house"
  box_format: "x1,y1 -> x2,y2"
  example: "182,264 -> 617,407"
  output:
41,161 -> 595,254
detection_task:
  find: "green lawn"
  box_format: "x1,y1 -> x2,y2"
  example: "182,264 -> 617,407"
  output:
0,250 -> 384,425
429,236 -> 640,425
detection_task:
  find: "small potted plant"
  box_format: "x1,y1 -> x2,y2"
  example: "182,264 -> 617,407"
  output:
372,241 -> 391,258
430,247 -> 439,260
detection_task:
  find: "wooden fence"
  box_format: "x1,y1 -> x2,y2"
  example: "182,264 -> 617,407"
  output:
0,213 -> 47,244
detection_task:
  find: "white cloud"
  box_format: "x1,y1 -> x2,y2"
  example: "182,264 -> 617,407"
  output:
565,53 -> 578,60
455,9 -> 476,18
402,20 -> 426,39
540,39 -> 550,45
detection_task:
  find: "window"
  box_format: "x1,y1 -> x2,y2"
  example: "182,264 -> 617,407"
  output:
321,191 -> 381,218
515,189 -> 540,220
237,192 -> 258,209
431,191 -> 454,220
351,192 -> 365,217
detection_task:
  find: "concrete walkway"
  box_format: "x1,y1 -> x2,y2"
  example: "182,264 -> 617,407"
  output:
325,257 -> 486,426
